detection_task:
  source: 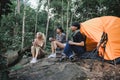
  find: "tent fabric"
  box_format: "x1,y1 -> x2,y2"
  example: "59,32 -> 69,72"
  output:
80,16 -> 120,60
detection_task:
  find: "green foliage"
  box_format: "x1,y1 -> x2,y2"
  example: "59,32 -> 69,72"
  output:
0,0 -> 12,17
1,0 -> 120,51
0,55 -> 9,80
101,0 -> 120,17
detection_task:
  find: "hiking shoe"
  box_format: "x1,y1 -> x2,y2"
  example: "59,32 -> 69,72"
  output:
30,58 -> 37,63
69,57 -> 76,62
61,53 -> 66,56
59,56 -> 67,62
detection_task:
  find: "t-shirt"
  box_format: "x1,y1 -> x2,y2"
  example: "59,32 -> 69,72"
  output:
72,30 -> 86,50
56,33 -> 66,43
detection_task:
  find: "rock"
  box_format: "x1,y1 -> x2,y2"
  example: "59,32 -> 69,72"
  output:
48,64 -> 87,80
5,46 -> 31,67
9,57 -> 120,80
17,56 -> 30,65
5,50 -> 18,65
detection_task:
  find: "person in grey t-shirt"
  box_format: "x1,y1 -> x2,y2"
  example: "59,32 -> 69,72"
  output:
48,27 -> 66,58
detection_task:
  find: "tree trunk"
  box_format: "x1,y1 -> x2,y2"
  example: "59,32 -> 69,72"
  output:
70,3 -> 79,26
17,0 -> 20,14
70,13 -> 73,26
12,0 -> 20,48
45,0 -> 50,47
35,0 -> 42,34
21,1 -> 26,49
61,0 -> 64,28
66,0 -> 70,41
35,11 -> 38,34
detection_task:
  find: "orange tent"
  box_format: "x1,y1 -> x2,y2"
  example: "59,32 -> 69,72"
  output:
80,16 -> 120,60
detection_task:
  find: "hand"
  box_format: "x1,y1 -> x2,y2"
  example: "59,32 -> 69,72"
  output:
32,39 -> 38,46
32,42 -> 35,46
32,41 -> 36,46
49,37 -> 55,41
68,41 -> 74,45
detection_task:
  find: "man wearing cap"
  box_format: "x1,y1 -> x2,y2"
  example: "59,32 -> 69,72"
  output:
60,22 -> 86,61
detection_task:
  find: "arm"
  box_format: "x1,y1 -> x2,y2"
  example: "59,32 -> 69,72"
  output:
69,32 -> 85,46
69,41 -> 84,46
49,37 -> 56,42
38,42 -> 44,47
32,39 -> 42,47
32,39 -> 37,46
36,40 -> 45,48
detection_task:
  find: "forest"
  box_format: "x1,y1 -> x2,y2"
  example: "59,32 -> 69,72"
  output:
0,0 -> 120,80
1,0 -> 120,51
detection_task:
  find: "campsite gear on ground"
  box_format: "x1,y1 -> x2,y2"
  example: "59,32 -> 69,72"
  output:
104,57 -> 120,64
88,32 -> 108,71
80,16 -> 120,62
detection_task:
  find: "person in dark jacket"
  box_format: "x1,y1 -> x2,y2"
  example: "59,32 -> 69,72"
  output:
61,22 -> 86,61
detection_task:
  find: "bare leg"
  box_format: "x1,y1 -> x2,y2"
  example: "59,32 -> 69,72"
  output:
51,41 -> 65,54
54,41 -> 65,49
31,46 -> 35,58
51,41 -> 55,53
35,47 -> 40,59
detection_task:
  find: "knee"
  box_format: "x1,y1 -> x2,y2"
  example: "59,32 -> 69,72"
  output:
51,41 -> 54,45
31,46 -> 34,50
54,41 -> 60,45
66,43 -> 70,47
31,46 -> 35,53
51,41 -> 57,45
54,41 -> 57,44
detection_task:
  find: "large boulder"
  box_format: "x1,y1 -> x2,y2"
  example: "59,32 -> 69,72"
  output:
9,57 -> 120,80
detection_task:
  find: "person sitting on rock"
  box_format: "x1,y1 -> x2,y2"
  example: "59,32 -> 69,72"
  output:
48,27 -> 66,58
60,22 -> 86,61
30,32 -> 46,63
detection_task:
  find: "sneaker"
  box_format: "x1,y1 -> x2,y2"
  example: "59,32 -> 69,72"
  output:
69,57 -> 74,61
61,53 -> 66,56
69,56 -> 77,62
59,55 -> 67,62
30,58 -> 37,63
48,53 -> 56,58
